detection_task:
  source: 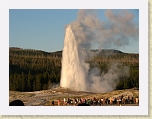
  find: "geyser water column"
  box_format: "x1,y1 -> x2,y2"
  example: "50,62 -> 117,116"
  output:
60,25 -> 89,91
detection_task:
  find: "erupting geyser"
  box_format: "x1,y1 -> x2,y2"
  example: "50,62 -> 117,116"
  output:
60,25 -> 129,93
60,25 -> 89,91
60,10 -> 138,93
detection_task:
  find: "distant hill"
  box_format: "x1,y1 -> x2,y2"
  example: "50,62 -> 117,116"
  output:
9,47 -> 62,57
91,49 -> 123,53
9,47 -> 139,92
10,47 -> 136,58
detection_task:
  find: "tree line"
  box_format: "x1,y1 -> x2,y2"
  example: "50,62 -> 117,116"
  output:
9,47 -> 139,92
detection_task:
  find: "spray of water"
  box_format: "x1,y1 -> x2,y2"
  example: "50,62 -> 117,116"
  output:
60,10 -> 138,93
60,25 -> 89,91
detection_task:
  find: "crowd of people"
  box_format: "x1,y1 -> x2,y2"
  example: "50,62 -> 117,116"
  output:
53,96 -> 139,106
9,96 -> 139,106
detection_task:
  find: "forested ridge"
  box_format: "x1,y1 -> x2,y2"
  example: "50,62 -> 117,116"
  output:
9,47 -> 139,92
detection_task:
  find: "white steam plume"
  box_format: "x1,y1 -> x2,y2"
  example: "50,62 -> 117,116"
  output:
60,10 -> 138,93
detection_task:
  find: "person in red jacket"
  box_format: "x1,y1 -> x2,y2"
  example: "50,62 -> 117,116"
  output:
58,99 -> 60,106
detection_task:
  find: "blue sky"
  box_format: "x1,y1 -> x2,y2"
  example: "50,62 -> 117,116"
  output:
9,9 -> 139,53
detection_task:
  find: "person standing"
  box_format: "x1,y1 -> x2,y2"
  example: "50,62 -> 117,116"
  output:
136,97 -> 139,104
52,100 -> 54,106
63,98 -> 66,105
58,99 -> 60,106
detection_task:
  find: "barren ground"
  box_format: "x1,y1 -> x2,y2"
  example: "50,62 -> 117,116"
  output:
9,87 -> 139,106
